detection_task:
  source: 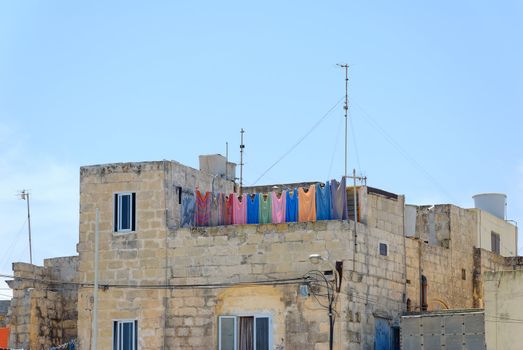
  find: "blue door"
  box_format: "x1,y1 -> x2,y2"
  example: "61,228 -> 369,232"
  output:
374,318 -> 391,350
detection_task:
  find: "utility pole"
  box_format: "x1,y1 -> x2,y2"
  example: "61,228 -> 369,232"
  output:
19,190 -> 32,265
239,128 -> 245,195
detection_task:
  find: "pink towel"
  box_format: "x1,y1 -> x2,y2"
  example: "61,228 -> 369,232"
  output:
232,194 -> 247,225
271,191 -> 286,224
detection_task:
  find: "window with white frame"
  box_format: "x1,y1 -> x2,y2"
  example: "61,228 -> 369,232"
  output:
219,315 -> 270,350
379,242 -> 388,256
113,320 -> 137,350
114,192 -> 136,232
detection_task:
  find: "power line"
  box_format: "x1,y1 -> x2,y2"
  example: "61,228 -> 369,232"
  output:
349,115 -> 362,174
327,113 -> 344,179
0,218 -> 28,269
352,101 -> 457,203
0,272 -> 306,290
251,97 -> 344,185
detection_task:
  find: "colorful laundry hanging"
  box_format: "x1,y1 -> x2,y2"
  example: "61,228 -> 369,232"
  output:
271,191 -> 286,224
225,194 -> 234,225
285,189 -> 299,222
258,193 -> 272,224
330,177 -> 348,220
180,190 -> 195,227
210,193 -> 226,226
232,194 -> 247,224
298,185 -> 316,222
195,190 -> 211,226
246,193 -> 260,224
316,181 -> 332,221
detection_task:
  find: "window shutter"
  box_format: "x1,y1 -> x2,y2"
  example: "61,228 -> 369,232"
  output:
114,194 -> 118,232
219,316 -> 236,350
131,193 -> 136,231
113,321 -> 118,350
255,317 -> 269,350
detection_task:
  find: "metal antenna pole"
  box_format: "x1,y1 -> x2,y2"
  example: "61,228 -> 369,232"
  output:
20,190 -> 33,265
337,64 -> 349,180
239,128 -> 245,195
353,168 -> 358,252
225,142 -> 229,181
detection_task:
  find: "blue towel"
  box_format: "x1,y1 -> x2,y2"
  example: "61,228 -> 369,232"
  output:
246,193 -> 260,224
316,181 -> 332,220
285,189 -> 298,222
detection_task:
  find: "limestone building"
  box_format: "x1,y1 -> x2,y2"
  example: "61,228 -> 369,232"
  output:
6,154 -> 520,349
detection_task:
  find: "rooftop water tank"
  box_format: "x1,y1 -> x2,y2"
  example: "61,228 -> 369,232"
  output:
472,193 -> 507,220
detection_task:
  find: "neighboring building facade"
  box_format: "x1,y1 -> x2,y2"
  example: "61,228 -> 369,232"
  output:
403,203 -> 518,312
7,257 -> 78,349
484,268 -> 523,350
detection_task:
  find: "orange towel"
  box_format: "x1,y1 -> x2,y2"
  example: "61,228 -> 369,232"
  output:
298,185 -> 316,222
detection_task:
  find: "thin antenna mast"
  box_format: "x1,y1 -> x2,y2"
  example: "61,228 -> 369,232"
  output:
19,190 -> 33,265
337,64 -> 349,180
225,142 -> 229,180
239,128 -> 245,195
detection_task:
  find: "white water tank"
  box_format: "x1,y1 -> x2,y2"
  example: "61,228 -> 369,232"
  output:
472,193 -> 507,220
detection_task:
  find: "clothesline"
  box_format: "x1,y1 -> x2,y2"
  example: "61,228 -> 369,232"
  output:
180,177 -> 349,228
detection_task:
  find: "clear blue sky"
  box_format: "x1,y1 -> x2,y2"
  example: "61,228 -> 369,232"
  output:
1,1 -> 522,299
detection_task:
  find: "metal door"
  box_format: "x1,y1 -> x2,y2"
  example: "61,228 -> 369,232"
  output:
375,317 -> 391,350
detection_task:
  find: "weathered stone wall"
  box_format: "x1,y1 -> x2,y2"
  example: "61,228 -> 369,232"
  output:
78,221 -> 406,350
405,205 -> 477,311
78,161 -> 170,350
77,162 -> 408,350
7,256 -> 78,350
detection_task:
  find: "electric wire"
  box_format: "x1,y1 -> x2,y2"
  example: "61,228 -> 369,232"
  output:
349,115 -> 362,174
327,113 -> 344,179
352,100 -> 457,203
252,97 -> 344,185
0,272 -> 306,290
0,218 -> 28,269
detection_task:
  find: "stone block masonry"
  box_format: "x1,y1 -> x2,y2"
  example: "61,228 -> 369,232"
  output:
7,256 -> 78,350
76,160 -> 408,349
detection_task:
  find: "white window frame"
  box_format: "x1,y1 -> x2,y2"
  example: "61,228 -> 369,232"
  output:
114,192 -> 135,233
379,241 -> 389,257
218,314 -> 272,350
113,319 -> 137,350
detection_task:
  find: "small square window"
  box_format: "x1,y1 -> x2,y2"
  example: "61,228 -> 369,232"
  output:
379,243 -> 388,256
114,192 -> 136,232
